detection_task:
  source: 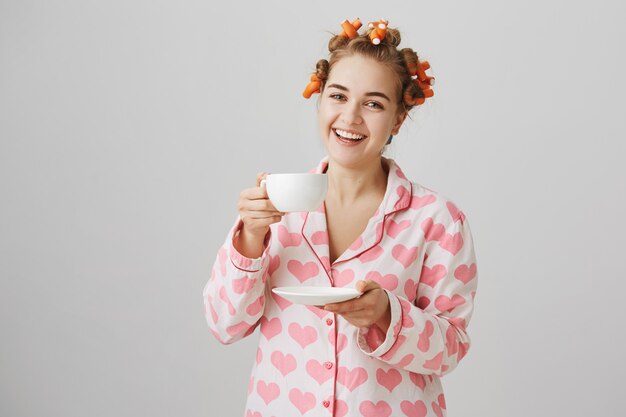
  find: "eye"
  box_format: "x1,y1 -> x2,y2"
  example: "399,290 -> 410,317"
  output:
329,93 -> 345,101
366,101 -> 384,110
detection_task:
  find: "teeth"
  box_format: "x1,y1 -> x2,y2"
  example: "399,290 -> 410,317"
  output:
335,129 -> 365,140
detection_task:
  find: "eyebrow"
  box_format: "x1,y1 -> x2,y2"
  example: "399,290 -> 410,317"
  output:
326,83 -> 391,102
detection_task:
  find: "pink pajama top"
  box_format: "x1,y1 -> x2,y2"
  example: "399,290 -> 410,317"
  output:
203,156 -> 478,417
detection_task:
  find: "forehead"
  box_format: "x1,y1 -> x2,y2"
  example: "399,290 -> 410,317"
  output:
327,55 -> 397,96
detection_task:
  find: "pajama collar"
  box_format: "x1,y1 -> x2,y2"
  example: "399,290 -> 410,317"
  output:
302,156 -> 413,270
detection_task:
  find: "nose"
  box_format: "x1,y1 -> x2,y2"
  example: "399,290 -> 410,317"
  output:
341,101 -> 363,125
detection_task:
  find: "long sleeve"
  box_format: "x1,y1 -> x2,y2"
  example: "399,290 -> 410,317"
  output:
203,217 -> 272,345
357,213 -> 478,377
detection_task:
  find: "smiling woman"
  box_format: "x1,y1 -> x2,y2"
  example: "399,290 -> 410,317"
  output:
204,17 -> 477,417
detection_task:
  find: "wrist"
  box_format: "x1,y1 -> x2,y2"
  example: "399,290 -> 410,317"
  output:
374,294 -> 392,332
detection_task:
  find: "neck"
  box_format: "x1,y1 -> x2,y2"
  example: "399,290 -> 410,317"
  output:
325,157 -> 389,207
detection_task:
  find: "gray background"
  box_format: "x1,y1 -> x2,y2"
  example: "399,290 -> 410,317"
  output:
1,0 -> 625,416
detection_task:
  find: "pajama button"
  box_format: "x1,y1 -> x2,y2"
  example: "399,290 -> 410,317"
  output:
322,400 -> 330,408
326,318 -> 333,325
324,361 -> 333,369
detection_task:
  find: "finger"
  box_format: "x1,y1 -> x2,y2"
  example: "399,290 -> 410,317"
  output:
241,186 -> 269,201
324,298 -> 365,314
256,171 -> 269,187
356,279 -> 382,293
244,199 -> 283,213
241,215 -> 282,228
243,210 -> 284,219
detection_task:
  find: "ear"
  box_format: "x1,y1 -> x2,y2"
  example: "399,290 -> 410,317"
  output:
391,110 -> 408,135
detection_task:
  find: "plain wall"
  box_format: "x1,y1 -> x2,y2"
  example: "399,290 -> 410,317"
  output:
1,0 -> 625,416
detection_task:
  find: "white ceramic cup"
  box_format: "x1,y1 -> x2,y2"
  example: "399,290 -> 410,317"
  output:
260,173 -> 328,212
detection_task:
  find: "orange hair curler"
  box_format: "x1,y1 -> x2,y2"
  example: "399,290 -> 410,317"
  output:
339,18 -> 362,39
302,74 -> 321,99
367,19 -> 388,45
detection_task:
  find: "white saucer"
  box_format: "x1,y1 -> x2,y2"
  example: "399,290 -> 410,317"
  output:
271,286 -> 362,306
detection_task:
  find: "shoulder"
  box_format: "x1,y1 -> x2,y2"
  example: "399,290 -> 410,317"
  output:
407,180 -> 468,227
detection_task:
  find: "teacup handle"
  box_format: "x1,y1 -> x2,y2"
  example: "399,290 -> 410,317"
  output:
260,179 -> 266,188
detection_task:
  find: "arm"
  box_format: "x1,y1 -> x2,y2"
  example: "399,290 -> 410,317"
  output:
203,217 -> 272,345
357,214 -> 478,377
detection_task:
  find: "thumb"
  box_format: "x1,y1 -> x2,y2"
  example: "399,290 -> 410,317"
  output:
256,171 -> 269,187
356,280 -> 381,293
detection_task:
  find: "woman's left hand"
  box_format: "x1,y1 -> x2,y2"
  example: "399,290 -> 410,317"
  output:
324,280 -> 391,332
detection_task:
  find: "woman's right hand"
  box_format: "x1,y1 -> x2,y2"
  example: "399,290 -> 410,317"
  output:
237,172 -> 285,242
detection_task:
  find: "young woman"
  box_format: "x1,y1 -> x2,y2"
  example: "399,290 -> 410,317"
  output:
204,18 -> 478,417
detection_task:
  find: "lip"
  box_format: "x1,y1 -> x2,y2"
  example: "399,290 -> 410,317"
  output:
333,129 -> 367,146
332,127 -> 368,138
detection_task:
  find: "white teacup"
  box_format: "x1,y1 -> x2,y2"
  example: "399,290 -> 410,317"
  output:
261,173 -> 328,212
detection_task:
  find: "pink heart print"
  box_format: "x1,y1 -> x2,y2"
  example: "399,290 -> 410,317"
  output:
306,359 -> 334,385
448,316 -> 467,331
271,351 -> 297,376
288,323 -> 318,349
417,296 -> 431,309
268,254 -> 281,275
439,232 -> 464,255
226,321 -> 249,337
359,245 -> 384,263
392,244 -> 419,268
336,366 -> 368,391
410,194 -> 436,210
360,400 -> 392,417
423,351 -> 443,371
332,268 -> 355,287
420,264 -> 447,288
400,400 -> 428,417
445,326 -> 459,355
404,280 -> 419,301
336,333 -> 348,353
320,256 -> 331,271
311,231 -> 329,244
334,399 -> 349,417
420,218 -> 446,242
396,354 -> 414,368
260,317 -> 282,340
270,288 -> 293,311
454,263 -> 477,284
278,225 -> 302,248
432,398 -> 445,417
435,294 -> 466,312
246,295 -> 264,316
257,380 -> 280,405
409,373 -> 426,391
376,368 -> 402,392
417,321 -> 435,352
288,388 -> 316,415
246,410 -> 261,417
287,260 -> 319,283
401,304 -> 415,329
366,271 -> 399,291
394,185 -> 412,211
256,347 -> 263,364
386,219 -> 411,238
446,201 -> 465,224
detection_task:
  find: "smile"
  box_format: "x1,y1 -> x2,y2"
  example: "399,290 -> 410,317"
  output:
333,128 -> 367,143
